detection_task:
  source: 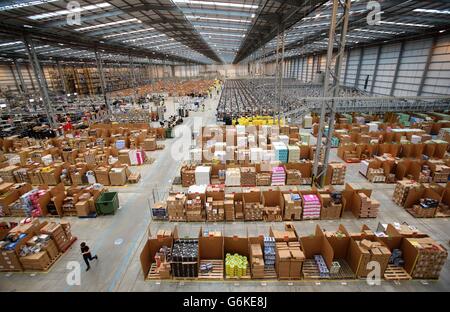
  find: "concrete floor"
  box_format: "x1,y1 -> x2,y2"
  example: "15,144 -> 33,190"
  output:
1,93 -> 449,292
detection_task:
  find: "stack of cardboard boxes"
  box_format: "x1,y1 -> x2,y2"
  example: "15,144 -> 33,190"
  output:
275,241 -> 304,279
40,221 -> 73,252
224,194 -> 235,221
367,168 -> 386,183
286,170 -> 301,185
408,237 -> 448,279
358,193 -> 380,218
181,165 -> 196,187
167,194 -> 186,221
240,167 -> 256,186
354,239 -> 391,277
328,163 -> 346,185
256,172 -> 271,186
320,193 -> 342,220
283,193 -> 302,221
185,197 -> 203,222
393,180 -> 421,206
250,243 -> 265,278
206,197 -> 224,221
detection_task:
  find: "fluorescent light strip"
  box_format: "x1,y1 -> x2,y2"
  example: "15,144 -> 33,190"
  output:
196,25 -> 246,32
75,18 -> 141,31
103,28 -> 155,38
414,8 -> 450,15
173,0 -> 257,9
0,41 -> 22,47
185,15 -> 251,23
379,21 -> 433,28
200,32 -> 244,37
28,3 -> 111,20
354,28 -> 399,35
122,34 -> 165,43
0,0 -> 58,12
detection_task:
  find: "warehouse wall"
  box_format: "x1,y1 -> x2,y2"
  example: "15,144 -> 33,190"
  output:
173,64 -> 249,78
279,33 -> 450,96
0,63 -> 38,94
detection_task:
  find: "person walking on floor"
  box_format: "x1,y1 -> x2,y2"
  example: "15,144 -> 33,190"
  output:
80,242 -> 98,271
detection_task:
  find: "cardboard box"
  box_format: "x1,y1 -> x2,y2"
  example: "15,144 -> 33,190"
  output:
109,167 -> 127,186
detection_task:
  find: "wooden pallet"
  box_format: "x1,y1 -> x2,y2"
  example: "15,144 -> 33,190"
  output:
329,259 -> 355,280
434,211 -> 450,218
302,259 -> 330,280
263,215 -> 283,222
384,264 -> 412,280
264,267 -> 277,279
48,214 -> 64,218
59,237 -> 77,253
63,212 -> 78,217
406,208 -> 435,219
25,252 -> 62,272
198,260 -> 224,280
225,266 -> 251,280
0,269 -> 22,272
147,263 -> 172,280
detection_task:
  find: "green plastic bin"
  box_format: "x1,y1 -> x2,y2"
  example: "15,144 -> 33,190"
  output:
165,127 -> 173,139
95,192 -> 119,215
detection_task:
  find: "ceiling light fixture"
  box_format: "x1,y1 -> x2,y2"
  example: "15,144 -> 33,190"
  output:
173,0 -> 258,9
28,2 -> 111,20
75,18 -> 141,31
185,15 -> 251,23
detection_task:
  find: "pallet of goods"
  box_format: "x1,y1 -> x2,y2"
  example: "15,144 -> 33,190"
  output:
320,192 -> 342,220
358,193 -> 380,218
224,194 -> 235,221
225,253 -> 250,279
275,241 -> 304,280
171,239 -> 199,279
167,193 -> 186,222
283,193 -> 302,221
393,180 -> 421,206
407,238 -> 448,279
240,167 -> 256,186
367,168 -> 386,183
328,163 -> 346,185
302,194 -> 321,220
256,172 -> 271,186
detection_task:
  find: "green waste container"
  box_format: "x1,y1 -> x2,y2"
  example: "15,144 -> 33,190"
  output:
95,192 -> 119,215
165,127 -> 173,139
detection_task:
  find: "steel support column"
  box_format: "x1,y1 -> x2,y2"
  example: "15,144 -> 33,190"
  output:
95,51 -> 111,113
23,35 -> 55,128
354,47 -> 364,88
9,64 -> 21,93
418,37 -> 438,96
343,50 -> 350,86
13,60 -> 27,93
313,0 -> 351,187
129,55 -> 137,103
274,25 -> 286,125
390,41 -> 405,96
370,45 -> 382,95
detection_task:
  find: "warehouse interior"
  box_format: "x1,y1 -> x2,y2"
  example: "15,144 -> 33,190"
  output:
0,0 -> 450,293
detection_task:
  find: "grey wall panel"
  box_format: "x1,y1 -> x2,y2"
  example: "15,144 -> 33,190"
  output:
372,43 -> 402,95
422,35 -> 450,96
356,46 -> 378,92
345,48 -> 361,87
392,38 -> 432,96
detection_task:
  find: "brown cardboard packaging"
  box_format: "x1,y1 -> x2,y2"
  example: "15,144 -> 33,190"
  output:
109,167 -> 127,186
94,166 -> 110,186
